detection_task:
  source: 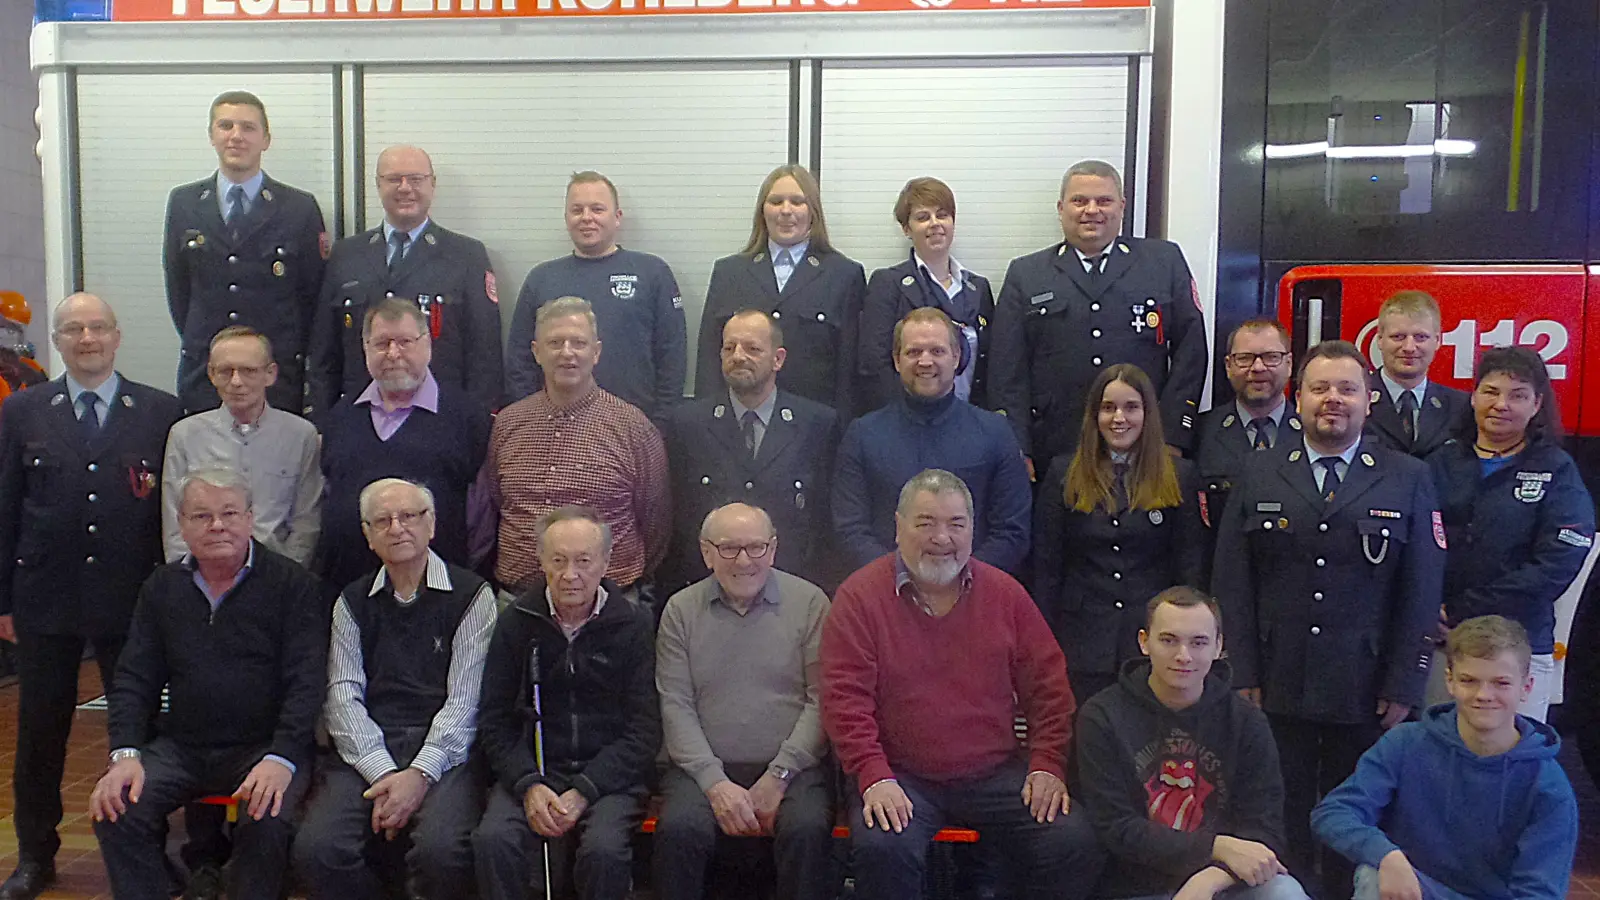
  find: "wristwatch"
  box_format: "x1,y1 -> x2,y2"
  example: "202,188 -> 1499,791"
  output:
767,764 -> 795,784
109,748 -> 142,765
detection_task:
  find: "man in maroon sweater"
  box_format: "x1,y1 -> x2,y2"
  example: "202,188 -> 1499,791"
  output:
821,468 -> 1104,898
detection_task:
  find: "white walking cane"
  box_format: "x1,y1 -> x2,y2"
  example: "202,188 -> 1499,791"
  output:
531,646 -> 554,898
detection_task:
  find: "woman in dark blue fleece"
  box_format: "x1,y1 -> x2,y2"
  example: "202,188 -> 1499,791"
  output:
1312,616 -> 1578,900
1426,346 -> 1594,722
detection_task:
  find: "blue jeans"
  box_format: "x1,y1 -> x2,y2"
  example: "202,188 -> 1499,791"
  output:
1118,872 -> 1311,900
1353,864 -> 1473,900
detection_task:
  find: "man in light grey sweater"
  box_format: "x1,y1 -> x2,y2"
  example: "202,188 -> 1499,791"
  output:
653,502 -> 834,900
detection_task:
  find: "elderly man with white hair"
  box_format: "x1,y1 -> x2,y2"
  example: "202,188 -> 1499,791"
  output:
90,467 -> 326,900
294,477 -> 496,900
654,502 -> 834,900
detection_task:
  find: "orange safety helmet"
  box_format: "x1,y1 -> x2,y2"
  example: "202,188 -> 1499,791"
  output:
0,292 -> 32,327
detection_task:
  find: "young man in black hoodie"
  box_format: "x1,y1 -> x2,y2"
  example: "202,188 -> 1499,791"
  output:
1076,586 -> 1310,900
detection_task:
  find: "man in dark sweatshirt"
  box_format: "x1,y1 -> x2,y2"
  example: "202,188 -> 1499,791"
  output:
89,467 -> 328,900
1312,616 -> 1578,900
1076,586 -> 1309,900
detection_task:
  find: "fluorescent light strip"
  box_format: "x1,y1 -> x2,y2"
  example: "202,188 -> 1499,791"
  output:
1264,139 -> 1477,160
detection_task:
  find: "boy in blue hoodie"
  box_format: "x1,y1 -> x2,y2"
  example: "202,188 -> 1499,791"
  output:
1311,615 -> 1577,900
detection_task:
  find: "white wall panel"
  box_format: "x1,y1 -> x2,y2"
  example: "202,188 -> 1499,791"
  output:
819,59 -> 1130,289
76,71 -> 337,391
361,64 -> 791,382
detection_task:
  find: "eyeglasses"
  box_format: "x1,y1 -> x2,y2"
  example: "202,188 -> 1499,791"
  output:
55,322 -> 115,339
182,509 -> 248,527
377,174 -> 433,189
209,365 -> 269,380
705,540 -> 772,560
365,336 -> 423,354
1226,351 -> 1288,368
364,509 -> 431,530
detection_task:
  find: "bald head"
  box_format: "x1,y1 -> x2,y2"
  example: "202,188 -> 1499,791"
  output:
51,292 -> 120,385
699,502 -> 778,604
699,502 -> 775,543
376,145 -> 437,231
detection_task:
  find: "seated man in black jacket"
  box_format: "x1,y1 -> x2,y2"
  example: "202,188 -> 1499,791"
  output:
1076,587 -> 1309,900
472,505 -> 660,900
89,467 -> 327,900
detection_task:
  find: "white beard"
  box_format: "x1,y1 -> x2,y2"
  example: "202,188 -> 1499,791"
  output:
910,555 -> 963,586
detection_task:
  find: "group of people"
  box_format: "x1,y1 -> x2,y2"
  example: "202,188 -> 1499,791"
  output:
0,85 -> 1586,900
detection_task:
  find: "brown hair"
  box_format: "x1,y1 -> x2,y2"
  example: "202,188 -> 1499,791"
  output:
1446,615 -> 1532,677
1296,339 -> 1368,382
1226,318 -> 1291,356
726,308 -> 785,350
208,325 -> 273,360
1144,585 -> 1223,637
1063,364 -> 1182,513
208,90 -> 269,134
893,177 -> 956,228
741,165 -> 832,256
1475,345 -> 1563,444
568,170 -> 619,208
892,307 -> 961,358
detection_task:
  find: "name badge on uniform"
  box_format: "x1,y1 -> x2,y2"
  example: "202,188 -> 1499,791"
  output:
1368,509 -> 1401,519
1255,502 -> 1283,513
1029,292 -> 1054,306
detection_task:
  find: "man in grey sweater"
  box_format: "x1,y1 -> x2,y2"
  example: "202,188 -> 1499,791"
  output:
653,502 -> 834,900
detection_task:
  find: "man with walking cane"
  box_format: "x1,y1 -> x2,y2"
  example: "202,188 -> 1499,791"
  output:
472,506 -> 660,899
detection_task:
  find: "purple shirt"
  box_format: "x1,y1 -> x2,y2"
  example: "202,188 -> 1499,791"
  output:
355,371 -> 441,441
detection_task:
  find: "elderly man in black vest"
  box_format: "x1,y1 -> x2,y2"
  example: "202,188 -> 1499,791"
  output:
294,477 -> 496,899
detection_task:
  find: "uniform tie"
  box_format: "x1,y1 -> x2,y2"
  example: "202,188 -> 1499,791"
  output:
78,393 -> 101,438
225,185 -> 246,225
1397,391 -> 1419,446
1317,457 -> 1342,503
1112,460 -> 1130,510
1250,416 -> 1275,451
741,410 -> 760,459
774,249 -> 796,292
388,230 -> 411,273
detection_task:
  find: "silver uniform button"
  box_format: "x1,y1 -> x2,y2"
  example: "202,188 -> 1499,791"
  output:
816,313 -> 826,322
228,312 -> 240,321
1112,572 -> 1122,581
87,463 -> 97,472
771,310 -> 781,319
1310,626 -> 1321,635
1111,545 -> 1120,553
1315,558 -> 1326,567
1318,523 -> 1328,532
1092,357 -> 1103,365
700,476 -> 710,485
1381,528 -> 1391,537
1114,601 -> 1124,609
228,255 -> 237,263
1110,518 -> 1119,527
1091,329 -> 1102,338
87,524 -> 97,534
86,556 -> 96,564
745,481 -> 755,490
87,493 -> 98,502
1313,591 -> 1324,601
229,284 -> 239,293
1090,303 -> 1100,312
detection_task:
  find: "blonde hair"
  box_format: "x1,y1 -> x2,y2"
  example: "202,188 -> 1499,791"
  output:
741,165 -> 832,256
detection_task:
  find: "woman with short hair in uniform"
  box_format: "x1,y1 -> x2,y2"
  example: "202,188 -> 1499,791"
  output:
694,165 -> 866,415
857,177 -> 995,414
1427,345 -> 1594,722
1033,363 -> 1206,706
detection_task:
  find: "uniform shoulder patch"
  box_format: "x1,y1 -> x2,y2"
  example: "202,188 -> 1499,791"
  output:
1558,528 -> 1594,549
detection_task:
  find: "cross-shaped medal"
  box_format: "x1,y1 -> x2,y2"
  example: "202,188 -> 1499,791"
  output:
1131,303 -> 1147,333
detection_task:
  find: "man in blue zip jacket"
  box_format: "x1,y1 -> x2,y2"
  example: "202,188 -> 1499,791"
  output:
472,506 -> 660,900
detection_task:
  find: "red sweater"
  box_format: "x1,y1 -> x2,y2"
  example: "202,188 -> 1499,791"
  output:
820,555 -> 1075,791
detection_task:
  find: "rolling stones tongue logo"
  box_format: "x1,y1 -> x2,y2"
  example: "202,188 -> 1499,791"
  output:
1145,757 -> 1213,832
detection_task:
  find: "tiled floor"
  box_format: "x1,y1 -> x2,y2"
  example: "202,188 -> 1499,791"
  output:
0,662 -> 1588,899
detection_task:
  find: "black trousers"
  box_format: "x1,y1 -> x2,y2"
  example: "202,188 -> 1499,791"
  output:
12,630 -> 123,864
294,751 -> 485,900
1267,714 -> 1382,900
652,763 -> 836,900
473,785 -> 643,900
846,758 -> 1104,900
93,737 -> 308,900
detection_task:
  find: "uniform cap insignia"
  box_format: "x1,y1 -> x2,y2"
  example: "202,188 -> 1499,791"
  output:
1288,450 -> 1303,462
902,276 -> 916,286
1222,414 -> 1236,428
781,408 -> 793,422
713,405 -> 726,419
1361,453 -> 1376,467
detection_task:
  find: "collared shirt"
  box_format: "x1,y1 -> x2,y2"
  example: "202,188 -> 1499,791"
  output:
729,388 -> 777,457
1073,244 -> 1112,274
1380,369 -> 1428,430
1305,440 -> 1361,493
914,252 -> 980,401
66,372 -> 121,426
546,584 -> 609,642
183,542 -> 255,611
657,569 -> 829,791
488,385 -> 670,590
893,552 -> 976,617
914,252 -> 967,300
215,169 -> 266,219
161,405 -> 324,566
382,218 -> 431,263
325,549 -> 498,783
769,238 -> 810,292
355,370 -> 441,442
1236,398 -> 1288,449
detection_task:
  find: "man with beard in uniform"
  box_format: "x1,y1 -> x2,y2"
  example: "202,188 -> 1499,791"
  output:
1193,319 -> 1300,576
164,90 -> 327,415
658,310 -> 839,596
989,160 -> 1207,474
1211,340 -> 1442,899
309,145 -> 503,415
